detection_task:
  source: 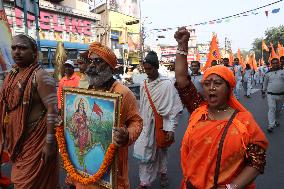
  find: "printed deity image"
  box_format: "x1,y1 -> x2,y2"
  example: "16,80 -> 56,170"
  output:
64,92 -> 117,183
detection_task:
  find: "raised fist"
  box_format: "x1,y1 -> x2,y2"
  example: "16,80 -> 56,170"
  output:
174,27 -> 190,46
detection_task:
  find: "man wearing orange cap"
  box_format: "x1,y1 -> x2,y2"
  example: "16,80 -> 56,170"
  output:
67,42 -> 143,189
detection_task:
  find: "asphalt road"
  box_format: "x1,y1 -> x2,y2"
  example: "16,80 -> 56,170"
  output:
2,88 -> 284,188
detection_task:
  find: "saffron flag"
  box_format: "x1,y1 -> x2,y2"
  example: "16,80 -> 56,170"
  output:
269,42 -> 279,60
277,42 -> 284,57
237,48 -> 245,69
202,34 -> 221,71
262,40 -> 269,52
93,101 -> 103,120
248,53 -> 257,71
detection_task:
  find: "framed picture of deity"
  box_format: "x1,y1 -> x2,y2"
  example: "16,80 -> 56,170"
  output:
58,87 -> 122,189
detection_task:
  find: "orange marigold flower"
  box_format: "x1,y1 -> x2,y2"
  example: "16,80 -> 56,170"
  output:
56,125 -> 117,185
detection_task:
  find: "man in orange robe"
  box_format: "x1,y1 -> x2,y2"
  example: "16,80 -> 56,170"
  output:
66,42 -> 143,189
0,34 -> 59,188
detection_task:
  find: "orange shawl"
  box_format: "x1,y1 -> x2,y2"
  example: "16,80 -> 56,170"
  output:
0,64 -> 59,188
180,65 -> 268,189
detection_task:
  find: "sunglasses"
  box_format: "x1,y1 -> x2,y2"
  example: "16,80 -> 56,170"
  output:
89,58 -> 105,64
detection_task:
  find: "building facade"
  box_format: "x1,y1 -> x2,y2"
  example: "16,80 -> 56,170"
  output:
3,0 -> 100,68
158,28 -> 197,64
95,1 -> 141,65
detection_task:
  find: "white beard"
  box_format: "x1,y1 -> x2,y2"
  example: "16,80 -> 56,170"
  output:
87,67 -> 113,87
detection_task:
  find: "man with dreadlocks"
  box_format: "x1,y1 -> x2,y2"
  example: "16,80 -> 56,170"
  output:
0,34 -> 59,188
66,42 -> 143,189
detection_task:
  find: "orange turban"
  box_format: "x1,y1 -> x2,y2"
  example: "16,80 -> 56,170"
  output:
202,65 -> 247,112
88,42 -> 118,69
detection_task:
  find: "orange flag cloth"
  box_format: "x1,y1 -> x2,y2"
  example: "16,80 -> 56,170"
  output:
277,42 -> 284,57
202,35 -> 221,71
237,49 -> 245,69
269,42 -> 279,61
262,40 -> 269,52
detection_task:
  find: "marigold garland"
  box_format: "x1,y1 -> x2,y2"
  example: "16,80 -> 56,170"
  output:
56,125 -> 117,185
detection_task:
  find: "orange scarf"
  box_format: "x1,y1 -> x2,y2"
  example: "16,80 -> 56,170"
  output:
180,66 -> 268,189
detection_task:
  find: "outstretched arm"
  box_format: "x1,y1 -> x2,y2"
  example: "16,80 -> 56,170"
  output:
174,27 -> 204,113
174,27 -> 191,88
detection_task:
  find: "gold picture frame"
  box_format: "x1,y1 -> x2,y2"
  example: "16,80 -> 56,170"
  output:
62,87 -> 122,189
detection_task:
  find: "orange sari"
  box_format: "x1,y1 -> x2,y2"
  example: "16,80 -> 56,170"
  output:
178,66 -> 268,189
180,106 -> 268,189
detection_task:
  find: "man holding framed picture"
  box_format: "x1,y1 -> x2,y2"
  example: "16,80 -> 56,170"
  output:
66,42 -> 143,189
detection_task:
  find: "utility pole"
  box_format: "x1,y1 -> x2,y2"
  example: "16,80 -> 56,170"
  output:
33,0 -> 41,63
22,0 -> 28,34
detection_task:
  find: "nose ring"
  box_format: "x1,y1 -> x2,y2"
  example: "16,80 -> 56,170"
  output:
213,87 -> 216,91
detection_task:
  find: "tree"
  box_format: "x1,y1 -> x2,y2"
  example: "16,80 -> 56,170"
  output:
251,38 -> 270,62
251,25 -> 284,63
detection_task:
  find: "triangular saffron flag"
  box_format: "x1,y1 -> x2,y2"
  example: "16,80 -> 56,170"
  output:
250,53 -> 258,71
202,34 -> 221,71
237,48 -> 245,69
262,40 -> 269,51
270,42 -> 279,60
277,42 -> 284,57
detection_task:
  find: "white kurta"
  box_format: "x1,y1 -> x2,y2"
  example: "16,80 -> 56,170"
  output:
133,75 -> 183,163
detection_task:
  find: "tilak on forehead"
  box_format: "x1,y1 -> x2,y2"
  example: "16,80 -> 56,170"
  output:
88,42 -> 118,69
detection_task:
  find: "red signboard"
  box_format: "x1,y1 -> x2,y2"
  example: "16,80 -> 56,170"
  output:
7,8 -> 92,36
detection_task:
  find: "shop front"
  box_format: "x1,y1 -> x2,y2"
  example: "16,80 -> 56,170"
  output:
4,1 -> 99,68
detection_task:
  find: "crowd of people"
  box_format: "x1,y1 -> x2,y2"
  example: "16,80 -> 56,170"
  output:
0,26 -> 283,189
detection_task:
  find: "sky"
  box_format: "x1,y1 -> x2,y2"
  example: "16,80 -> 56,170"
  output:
140,0 -> 284,52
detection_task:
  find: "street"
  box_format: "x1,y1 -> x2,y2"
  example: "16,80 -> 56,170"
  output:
1,88 -> 284,188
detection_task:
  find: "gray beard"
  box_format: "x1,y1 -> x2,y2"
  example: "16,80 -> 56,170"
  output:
87,68 -> 113,87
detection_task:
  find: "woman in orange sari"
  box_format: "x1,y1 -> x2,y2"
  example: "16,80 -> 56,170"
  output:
174,27 -> 268,189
